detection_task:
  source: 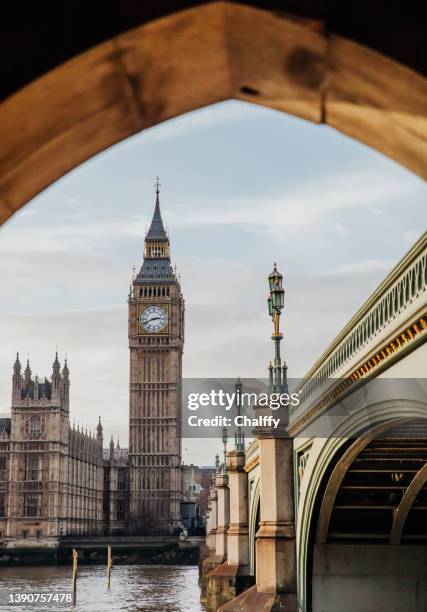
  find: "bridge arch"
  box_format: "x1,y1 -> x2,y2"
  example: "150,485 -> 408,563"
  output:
389,462 -> 427,545
1,2 -> 427,225
296,398 -> 427,611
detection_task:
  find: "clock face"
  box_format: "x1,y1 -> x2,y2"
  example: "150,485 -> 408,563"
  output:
140,305 -> 168,333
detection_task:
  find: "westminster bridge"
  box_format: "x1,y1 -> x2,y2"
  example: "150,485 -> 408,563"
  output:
201,232 -> 427,612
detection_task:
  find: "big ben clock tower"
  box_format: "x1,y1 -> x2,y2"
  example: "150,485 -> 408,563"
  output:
128,180 -> 184,534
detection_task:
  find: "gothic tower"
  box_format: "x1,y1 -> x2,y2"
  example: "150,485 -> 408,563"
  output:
128,181 -> 184,534
8,353 -> 71,542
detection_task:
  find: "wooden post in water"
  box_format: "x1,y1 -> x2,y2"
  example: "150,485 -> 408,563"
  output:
71,548 -> 78,606
107,545 -> 112,588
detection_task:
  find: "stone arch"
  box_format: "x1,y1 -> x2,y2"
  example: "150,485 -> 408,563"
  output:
1,2 -> 427,224
315,418 -> 411,544
296,398 -> 427,611
389,462 -> 427,545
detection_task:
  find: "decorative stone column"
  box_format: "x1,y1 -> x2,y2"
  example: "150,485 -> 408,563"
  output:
200,477 -> 223,604
219,409 -> 298,611
226,449 -> 249,567
206,470 -> 231,610
206,485 -> 218,550
209,449 -> 254,611
215,470 -> 230,560
255,413 -> 297,606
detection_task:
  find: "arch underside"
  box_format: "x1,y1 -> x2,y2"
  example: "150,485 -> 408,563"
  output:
295,400 -> 427,611
320,418 -> 427,544
1,2 -> 427,225
305,415 -> 427,611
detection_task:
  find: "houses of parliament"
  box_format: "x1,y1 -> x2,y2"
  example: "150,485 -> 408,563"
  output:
0,185 -> 184,546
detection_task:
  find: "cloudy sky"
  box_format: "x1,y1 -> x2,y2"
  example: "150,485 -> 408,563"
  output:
0,100 -> 425,464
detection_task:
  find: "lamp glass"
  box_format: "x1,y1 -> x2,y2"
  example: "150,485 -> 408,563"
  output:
271,288 -> 284,309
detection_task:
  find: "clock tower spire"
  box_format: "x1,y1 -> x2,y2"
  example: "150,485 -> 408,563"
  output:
128,180 -> 184,534
142,179 -> 171,263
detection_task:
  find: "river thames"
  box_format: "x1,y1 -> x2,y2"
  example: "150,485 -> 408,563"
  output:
0,565 -> 205,612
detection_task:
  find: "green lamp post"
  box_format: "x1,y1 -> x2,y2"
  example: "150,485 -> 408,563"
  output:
234,376 -> 245,452
222,426 -> 228,473
267,263 -> 286,393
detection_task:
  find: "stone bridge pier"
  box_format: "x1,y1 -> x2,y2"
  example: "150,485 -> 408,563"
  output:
205,450 -> 254,610
202,413 -> 299,611
200,476 -> 219,603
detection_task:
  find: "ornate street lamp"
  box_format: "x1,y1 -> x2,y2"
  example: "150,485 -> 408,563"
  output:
234,377 -> 245,452
222,426 -> 228,472
267,263 -> 286,393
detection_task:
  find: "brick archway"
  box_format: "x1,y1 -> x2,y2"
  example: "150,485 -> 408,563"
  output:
0,2 -> 426,225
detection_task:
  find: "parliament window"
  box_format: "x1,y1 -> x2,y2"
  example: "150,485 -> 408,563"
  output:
25,493 -> 42,517
0,455 -> 6,480
117,499 -> 126,520
118,470 -> 127,491
29,415 -> 41,438
26,455 -> 42,481
0,493 -> 5,517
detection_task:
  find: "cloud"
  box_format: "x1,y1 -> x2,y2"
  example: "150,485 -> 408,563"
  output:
403,230 -> 422,244
0,160 -> 423,266
334,222 -> 346,234
327,260 -> 392,276
0,216 -> 145,254
165,167 -> 424,235
133,102 -> 256,145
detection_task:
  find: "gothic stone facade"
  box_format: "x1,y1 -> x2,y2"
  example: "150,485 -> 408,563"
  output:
0,355 -> 107,547
0,353 -> 133,547
103,440 -> 130,536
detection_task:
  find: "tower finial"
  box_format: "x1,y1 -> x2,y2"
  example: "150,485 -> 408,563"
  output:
24,357 -> 31,382
146,180 -> 167,241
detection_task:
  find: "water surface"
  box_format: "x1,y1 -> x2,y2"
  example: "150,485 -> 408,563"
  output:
0,565 -> 205,612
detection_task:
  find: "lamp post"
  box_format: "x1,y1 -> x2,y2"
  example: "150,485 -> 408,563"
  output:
234,377 -> 245,452
215,453 -> 220,474
267,263 -> 287,393
248,262 -> 297,610
222,426 -> 228,472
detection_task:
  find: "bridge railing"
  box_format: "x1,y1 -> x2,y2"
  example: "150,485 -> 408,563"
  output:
289,232 -> 427,427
